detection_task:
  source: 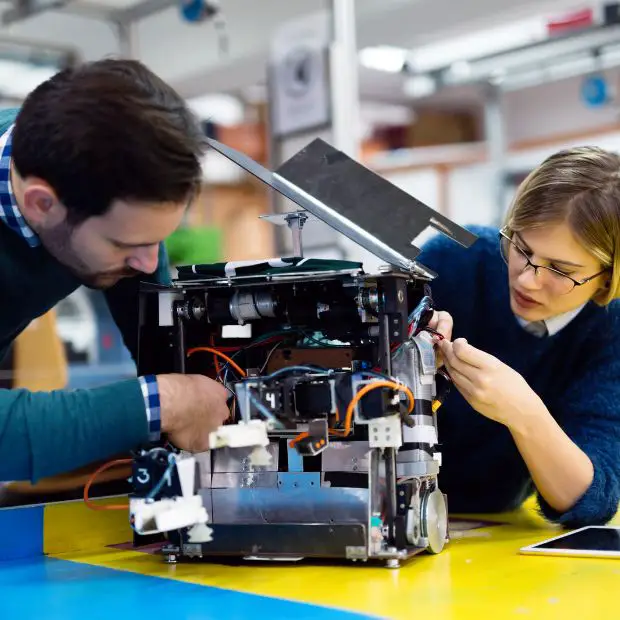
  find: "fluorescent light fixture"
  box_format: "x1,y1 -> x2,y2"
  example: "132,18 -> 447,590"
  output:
402,74 -> 436,98
407,18 -> 548,73
187,93 -> 244,126
359,46 -> 407,73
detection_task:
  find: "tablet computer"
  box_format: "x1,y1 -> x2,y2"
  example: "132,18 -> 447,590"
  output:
520,526 -> 620,559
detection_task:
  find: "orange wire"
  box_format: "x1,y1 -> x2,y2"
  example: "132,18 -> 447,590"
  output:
83,458 -> 133,511
210,334 -> 222,376
288,432 -> 310,448
343,381 -> 414,436
186,347 -> 247,377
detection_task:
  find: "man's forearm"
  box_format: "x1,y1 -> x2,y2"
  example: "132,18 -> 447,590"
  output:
509,398 -> 594,513
0,380 -> 149,482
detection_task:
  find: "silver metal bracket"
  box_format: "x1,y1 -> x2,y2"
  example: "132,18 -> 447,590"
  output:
260,210 -> 315,257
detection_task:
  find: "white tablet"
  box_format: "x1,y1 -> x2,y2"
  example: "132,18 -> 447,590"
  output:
520,526 -> 620,559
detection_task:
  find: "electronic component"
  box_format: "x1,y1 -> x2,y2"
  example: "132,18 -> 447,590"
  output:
131,137 -> 476,567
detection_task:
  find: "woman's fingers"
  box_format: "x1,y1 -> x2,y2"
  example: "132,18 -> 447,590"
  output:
428,310 -> 454,341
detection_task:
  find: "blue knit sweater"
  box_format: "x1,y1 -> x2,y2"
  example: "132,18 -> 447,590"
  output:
418,226 -> 620,527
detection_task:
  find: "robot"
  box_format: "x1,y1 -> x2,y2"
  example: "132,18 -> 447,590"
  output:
128,137 -> 477,567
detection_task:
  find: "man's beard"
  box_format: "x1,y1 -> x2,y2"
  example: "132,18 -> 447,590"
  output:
39,222 -> 141,289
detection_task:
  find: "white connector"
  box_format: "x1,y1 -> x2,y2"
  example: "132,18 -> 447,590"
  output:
208,420 -> 270,450
368,415 -> 403,449
130,495 -> 209,536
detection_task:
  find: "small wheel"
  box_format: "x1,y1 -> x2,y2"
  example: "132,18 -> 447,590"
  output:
385,558 -> 400,569
421,488 -> 448,554
165,553 -> 178,564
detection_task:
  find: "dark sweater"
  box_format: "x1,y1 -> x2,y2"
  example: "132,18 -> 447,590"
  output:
0,108 -> 168,482
418,226 -> 620,527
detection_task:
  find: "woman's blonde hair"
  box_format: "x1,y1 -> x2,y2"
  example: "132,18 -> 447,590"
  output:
504,146 -> 620,306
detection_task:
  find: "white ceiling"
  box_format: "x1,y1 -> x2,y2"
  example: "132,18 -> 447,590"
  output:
0,0 -> 593,104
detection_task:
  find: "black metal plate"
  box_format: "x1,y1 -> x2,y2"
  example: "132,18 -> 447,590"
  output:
182,523 -> 366,558
206,137 -> 477,272
275,139 -> 477,264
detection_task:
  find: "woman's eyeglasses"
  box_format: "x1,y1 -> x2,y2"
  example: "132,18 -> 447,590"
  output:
498,228 -> 607,295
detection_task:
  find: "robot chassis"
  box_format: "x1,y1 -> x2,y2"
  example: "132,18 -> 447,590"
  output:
130,138 -> 477,568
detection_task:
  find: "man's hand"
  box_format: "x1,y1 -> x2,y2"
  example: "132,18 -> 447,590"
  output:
437,338 -> 542,430
157,374 -> 230,452
427,310 -> 453,367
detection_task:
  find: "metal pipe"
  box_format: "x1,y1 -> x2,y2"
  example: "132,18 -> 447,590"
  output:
115,20 -> 138,59
483,82 -> 506,226
329,0 -> 360,159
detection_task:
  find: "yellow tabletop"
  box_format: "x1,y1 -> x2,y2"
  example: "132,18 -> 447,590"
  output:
44,496 -> 619,620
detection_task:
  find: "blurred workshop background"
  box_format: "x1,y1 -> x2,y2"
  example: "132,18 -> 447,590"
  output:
3,0 -> 620,393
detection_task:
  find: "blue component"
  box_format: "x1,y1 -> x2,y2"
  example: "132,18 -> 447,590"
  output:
0,557 -> 377,619
287,446 -> 304,473
0,506 -> 43,562
277,472 -> 321,490
180,0 -> 210,22
581,74 -> 609,108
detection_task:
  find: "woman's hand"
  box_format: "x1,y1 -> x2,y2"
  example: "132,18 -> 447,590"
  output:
437,337 -> 541,430
427,310 -> 453,368
438,338 -> 596,515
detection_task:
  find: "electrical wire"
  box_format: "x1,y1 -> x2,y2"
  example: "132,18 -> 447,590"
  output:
288,431 -> 309,447
83,458 -> 132,511
247,393 -> 283,427
259,341 -> 284,374
210,334 -> 222,376
186,346 -> 247,377
264,364 -> 328,380
343,380 -> 414,436
145,453 -> 176,501
423,327 -> 445,340
209,331 -> 293,380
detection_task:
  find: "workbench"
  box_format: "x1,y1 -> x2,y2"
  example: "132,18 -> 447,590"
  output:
1,496 -> 617,620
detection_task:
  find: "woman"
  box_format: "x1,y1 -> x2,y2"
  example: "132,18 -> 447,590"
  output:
419,146 -> 620,527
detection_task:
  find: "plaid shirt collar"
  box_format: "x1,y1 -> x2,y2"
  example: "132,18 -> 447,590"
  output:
0,124 -> 40,247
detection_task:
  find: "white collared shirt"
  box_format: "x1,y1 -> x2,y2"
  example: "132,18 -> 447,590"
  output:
516,303 -> 586,337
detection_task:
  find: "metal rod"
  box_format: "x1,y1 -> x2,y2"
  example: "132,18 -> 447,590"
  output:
483,82 -> 506,226
329,0 -> 360,159
285,213 -> 307,258
384,448 -> 397,544
115,20 -> 138,59
173,303 -> 186,374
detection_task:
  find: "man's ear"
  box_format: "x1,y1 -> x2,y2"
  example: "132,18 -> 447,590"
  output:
20,180 -> 67,229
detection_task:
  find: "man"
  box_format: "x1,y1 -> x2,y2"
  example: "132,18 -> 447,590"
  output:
0,58 -> 230,484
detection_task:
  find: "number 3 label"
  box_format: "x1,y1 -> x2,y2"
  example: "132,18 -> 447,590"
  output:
136,468 -> 150,484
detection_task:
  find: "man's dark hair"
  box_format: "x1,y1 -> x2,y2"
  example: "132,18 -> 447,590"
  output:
12,58 -> 205,224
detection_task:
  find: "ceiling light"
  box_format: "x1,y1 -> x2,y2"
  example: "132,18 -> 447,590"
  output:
403,75 -> 436,98
407,18 -> 548,73
187,93 -> 244,125
359,46 -> 407,73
